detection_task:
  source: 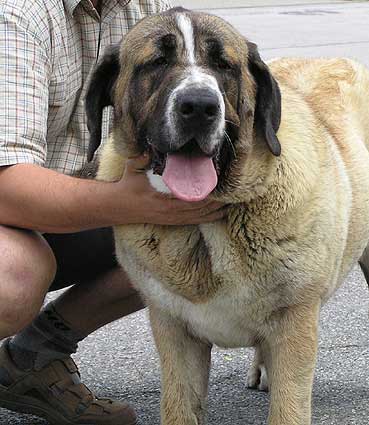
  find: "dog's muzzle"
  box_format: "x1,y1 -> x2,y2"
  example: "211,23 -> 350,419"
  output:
174,87 -> 222,151
148,81 -> 225,202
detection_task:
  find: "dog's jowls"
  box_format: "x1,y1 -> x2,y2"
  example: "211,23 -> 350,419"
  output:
85,7 -> 369,425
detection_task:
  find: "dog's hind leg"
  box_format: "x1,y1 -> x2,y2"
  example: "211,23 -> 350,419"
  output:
247,345 -> 269,392
150,307 -> 211,425
263,301 -> 320,425
359,244 -> 369,289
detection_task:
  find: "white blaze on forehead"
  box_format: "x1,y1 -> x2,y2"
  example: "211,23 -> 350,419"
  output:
176,13 -> 196,64
162,13 -> 226,153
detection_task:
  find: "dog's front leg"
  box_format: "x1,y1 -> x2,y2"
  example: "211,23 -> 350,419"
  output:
150,307 -> 211,425
263,301 -> 321,425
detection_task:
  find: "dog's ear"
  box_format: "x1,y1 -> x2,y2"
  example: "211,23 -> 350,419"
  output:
247,42 -> 281,156
85,44 -> 121,161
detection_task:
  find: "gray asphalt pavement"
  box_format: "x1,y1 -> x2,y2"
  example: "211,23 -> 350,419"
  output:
1,1 -> 369,424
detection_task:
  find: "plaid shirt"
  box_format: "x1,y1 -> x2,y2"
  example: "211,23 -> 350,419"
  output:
0,0 -> 171,175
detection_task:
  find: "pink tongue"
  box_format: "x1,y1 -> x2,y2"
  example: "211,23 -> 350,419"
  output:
162,153 -> 218,202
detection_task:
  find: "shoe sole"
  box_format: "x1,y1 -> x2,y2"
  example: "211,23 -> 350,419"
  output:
0,385 -> 138,425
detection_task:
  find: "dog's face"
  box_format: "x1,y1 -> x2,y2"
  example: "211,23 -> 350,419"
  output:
86,8 -> 281,202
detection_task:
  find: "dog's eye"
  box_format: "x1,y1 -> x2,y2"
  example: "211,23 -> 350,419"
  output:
151,57 -> 168,67
217,58 -> 233,71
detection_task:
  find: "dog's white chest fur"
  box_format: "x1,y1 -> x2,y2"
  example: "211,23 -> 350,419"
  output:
119,223 -> 264,348
143,275 -> 256,347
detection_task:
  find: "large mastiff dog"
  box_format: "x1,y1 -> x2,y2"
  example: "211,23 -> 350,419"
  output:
85,7 -> 369,425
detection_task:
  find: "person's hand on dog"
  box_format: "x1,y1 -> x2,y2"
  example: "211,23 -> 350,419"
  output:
115,154 -> 227,226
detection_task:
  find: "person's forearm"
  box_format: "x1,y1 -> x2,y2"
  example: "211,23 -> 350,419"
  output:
0,164 -> 123,233
0,161 -> 227,231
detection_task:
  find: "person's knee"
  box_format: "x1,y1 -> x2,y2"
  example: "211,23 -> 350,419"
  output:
0,226 -> 57,337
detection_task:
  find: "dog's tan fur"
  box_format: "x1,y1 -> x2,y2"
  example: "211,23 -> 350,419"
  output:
93,12 -> 369,425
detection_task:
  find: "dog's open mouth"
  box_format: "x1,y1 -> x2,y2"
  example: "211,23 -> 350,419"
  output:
149,139 -> 219,202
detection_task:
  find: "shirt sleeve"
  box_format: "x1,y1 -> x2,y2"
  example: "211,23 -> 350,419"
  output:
0,3 -> 50,167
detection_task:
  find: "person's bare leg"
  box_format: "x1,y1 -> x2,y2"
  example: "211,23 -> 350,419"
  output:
1,229 -> 140,425
8,264 -> 144,371
54,266 -> 144,335
0,225 -> 56,339
5,225 -> 144,371
0,226 -> 138,425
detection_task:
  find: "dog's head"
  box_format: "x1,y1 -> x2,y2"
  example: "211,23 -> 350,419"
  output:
86,7 -> 281,202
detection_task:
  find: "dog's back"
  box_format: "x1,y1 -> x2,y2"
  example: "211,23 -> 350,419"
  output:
270,57 -> 369,151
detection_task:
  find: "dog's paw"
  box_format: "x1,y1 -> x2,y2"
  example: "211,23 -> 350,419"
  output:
247,363 -> 269,392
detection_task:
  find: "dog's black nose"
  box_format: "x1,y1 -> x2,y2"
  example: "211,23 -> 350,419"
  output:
176,88 -> 221,129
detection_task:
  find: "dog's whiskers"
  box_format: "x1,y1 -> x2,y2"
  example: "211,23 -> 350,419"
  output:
224,130 -> 237,158
225,119 -> 240,128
